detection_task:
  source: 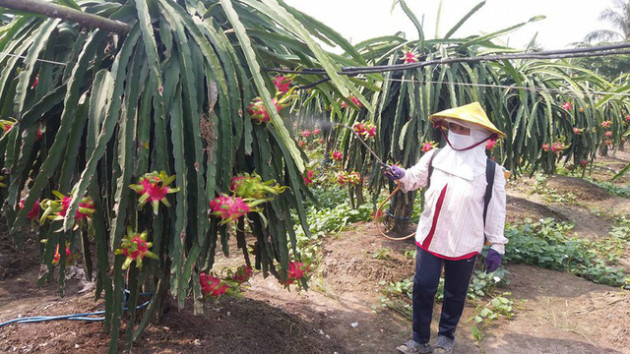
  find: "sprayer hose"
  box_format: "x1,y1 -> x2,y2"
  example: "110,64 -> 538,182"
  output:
375,181 -> 416,241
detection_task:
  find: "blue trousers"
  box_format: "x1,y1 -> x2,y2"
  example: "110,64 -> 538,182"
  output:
412,246 -> 477,344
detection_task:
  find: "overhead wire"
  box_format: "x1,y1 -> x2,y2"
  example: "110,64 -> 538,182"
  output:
11,55 -> 606,97
2,42 -> 629,73
264,42 -> 630,76
292,48 -> 630,90
268,43 -> 630,91
2,41 -> 630,90
385,78 -> 630,97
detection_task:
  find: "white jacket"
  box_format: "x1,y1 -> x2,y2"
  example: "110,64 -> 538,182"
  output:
398,149 -> 508,259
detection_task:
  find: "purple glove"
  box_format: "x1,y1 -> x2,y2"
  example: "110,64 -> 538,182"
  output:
485,248 -> 502,273
383,165 -> 405,181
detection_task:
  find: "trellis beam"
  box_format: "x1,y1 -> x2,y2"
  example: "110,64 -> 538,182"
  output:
0,0 -> 130,34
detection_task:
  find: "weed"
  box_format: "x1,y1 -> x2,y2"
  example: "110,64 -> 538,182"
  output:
371,248 -> 392,260
403,249 -> 417,260
467,268 -> 510,301
469,292 -> 520,343
530,172 -> 577,203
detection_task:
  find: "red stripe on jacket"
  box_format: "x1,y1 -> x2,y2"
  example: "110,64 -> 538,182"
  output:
421,184 -> 448,249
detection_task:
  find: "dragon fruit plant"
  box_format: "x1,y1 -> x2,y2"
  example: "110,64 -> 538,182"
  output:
403,50 -> 419,64
115,227 -> 159,270
335,170 -> 362,186
353,121 -> 377,139
209,194 -> 253,224
199,273 -> 227,297
199,272 -> 243,298
129,171 -> 179,215
208,172 -> 288,224
331,150 -> 343,162
248,79 -> 297,124
303,170 -> 314,186
541,140 -> 568,155
229,265 -> 254,284
340,95 -> 362,109
421,141 -> 438,153
229,172 -> 287,201
39,191 -> 95,228
0,117 -> 16,134
39,240 -> 78,266
272,75 -> 293,94
198,265 -> 253,300
279,261 -> 310,289
19,198 -> 40,227
52,243 -> 78,266
561,101 -> 572,111
248,97 -> 283,124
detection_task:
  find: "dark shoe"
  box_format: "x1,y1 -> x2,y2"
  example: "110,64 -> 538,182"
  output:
433,335 -> 454,354
396,339 -> 433,353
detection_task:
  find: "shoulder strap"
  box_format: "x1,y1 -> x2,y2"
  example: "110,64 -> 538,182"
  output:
427,148 -> 441,190
483,158 -> 496,226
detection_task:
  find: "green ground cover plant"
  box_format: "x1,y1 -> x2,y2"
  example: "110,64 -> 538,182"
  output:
505,218 -> 629,288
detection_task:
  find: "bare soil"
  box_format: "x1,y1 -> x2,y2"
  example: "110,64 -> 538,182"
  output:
1,155 -> 629,353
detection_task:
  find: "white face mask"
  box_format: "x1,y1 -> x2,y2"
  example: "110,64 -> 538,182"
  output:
446,123 -> 491,150
447,130 -> 477,150
433,121 -> 492,180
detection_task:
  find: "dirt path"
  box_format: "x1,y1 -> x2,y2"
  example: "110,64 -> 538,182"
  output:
0,223 -> 628,353
1,167 -> 629,353
485,264 -> 629,354
244,222 -> 629,354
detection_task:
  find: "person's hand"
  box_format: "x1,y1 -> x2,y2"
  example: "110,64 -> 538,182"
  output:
485,248 -> 502,273
383,165 -> 405,181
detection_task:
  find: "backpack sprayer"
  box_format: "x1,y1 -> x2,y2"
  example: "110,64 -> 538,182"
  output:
335,123 -> 415,241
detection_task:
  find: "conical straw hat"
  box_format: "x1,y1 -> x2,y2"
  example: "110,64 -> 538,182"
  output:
429,102 -> 506,138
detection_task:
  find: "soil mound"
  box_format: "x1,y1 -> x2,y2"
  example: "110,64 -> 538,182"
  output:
320,222 -> 415,291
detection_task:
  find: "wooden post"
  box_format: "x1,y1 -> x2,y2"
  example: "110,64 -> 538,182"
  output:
0,0 -> 130,34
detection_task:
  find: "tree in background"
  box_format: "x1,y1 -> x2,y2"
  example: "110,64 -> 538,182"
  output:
584,0 -> 630,43
573,0 -> 630,80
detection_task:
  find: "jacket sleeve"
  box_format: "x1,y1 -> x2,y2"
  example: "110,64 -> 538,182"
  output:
396,149 -> 436,193
484,165 -> 508,254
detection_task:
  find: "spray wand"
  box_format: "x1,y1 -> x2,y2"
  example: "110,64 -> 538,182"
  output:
334,123 -> 414,241
335,123 -> 388,168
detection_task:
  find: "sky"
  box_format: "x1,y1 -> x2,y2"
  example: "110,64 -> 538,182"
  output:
284,0 -> 617,51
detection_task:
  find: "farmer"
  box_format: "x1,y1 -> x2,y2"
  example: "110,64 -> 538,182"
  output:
384,102 -> 508,354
